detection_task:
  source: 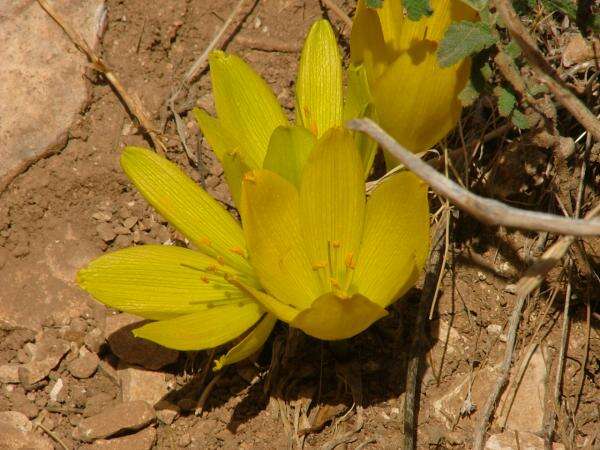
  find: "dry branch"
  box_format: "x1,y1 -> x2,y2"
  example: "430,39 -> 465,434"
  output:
494,0 -> 600,142
348,119 -> 600,237
319,0 -> 353,30
403,213 -> 447,450
36,0 -> 167,155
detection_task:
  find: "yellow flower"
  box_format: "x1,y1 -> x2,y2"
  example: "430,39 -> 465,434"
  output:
350,0 -> 477,153
234,128 -> 430,340
77,147 -> 276,370
194,19 -> 376,206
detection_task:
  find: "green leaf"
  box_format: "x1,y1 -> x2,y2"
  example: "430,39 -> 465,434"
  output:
495,86 -> 516,117
458,80 -> 480,106
511,109 -> 531,129
405,0 -> 432,21
365,0 -> 383,7
437,21 -> 497,68
505,40 -> 522,59
459,0 -> 488,11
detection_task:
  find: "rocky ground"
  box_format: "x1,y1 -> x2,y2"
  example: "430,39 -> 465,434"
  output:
1,0 -> 599,449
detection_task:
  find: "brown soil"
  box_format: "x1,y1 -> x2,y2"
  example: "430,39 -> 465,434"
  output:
1,1 -> 599,449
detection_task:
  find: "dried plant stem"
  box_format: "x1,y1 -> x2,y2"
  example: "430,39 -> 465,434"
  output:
319,0 -> 353,29
36,0 -> 167,155
169,0 -> 250,104
348,119 -> 600,236
494,0 -> 600,142
195,370 -> 224,416
545,261 -> 572,445
403,214 -> 447,450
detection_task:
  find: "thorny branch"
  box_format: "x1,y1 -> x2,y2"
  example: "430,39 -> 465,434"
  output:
348,119 -> 600,237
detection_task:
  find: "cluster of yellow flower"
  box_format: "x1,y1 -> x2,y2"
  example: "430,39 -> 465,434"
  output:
78,0 -> 475,369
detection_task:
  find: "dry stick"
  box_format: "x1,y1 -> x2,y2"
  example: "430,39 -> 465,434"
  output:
403,214 -> 447,450
195,369 -> 225,416
546,261 -> 572,446
472,202 -> 600,450
348,119 -> 600,236
168,0 -> 248,105
36,0 -> 166,155
319,0 -> 353,29
494,0 -> 600,142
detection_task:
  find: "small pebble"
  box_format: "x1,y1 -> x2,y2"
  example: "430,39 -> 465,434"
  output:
96,223 -> 116,242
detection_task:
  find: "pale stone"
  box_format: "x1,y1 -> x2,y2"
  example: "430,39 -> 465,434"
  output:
81,427 -> 156,450
18,334 -> 69,386
0,225 -> 100,330
0,0 -> 107,192
74,401 -> 155,442
105,313 -> 178,370
485,431 -> 565,450
118,362 -> 168,406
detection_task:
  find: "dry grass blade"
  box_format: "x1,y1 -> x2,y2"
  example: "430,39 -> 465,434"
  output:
494,0 -> 600,142
348,118 -> 600,236
36,0 -> 167,155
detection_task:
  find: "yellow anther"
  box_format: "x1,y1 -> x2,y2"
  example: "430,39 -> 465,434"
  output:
206,264 -> 218,272
201,276 -> 209,284
312,260 -> 327,270
329,277 -> 341,289
229,246 -> 246,257
332,240 -> 341,248
216,255 -> 225,265
345,252 -> 356,270
199,237 -> 212,247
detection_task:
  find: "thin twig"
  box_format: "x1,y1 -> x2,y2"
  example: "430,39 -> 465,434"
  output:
403,214 -> 447,450
473,206 -> 600,449
494,0 -> 600,142
319,0 -> 353,29
546,261 -> 572,445
36,0 -> 167,155
168,0 -> 249,105
348,119 -> 600,236
195,369 -> 224,416
34,418 -> 69,450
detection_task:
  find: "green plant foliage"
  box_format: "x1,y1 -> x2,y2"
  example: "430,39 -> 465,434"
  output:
495,86 -> 516,117
459,0 -> 488,12
512,110 -> 531,129
365,0 -> 383,8
405,0 -> 432,21
437,21 -> 497,68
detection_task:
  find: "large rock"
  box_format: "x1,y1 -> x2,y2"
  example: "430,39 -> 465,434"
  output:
118,362 -> 169,406
0,0 -> 107,193
18,333 -> 70,386
74,401 -> 156,442
0,225 -> 101,330
485,431 -> 565,450
0,411 -> 53,450
80,427 -> 157,450
106,313 -> 178,370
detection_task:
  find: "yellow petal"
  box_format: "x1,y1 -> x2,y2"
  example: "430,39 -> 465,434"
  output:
373,49 -> 471,152
241,170 -> 321,309
351,0 -> 477,154
193,108 -> 252,207
209,51 -> 288,167
77,245 -> 258,320
231,279 -> 300,323
213,313 -> 277,370
350,1 -> 393,82
291,293 -> 387,340
263,125 -> 316,187
299,128 -> 365,292
296,20 -> 343,136
353,171 -> 430,307
120,147 -> 251,275
343,64 -> 378,177
133,302 -> 264,351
